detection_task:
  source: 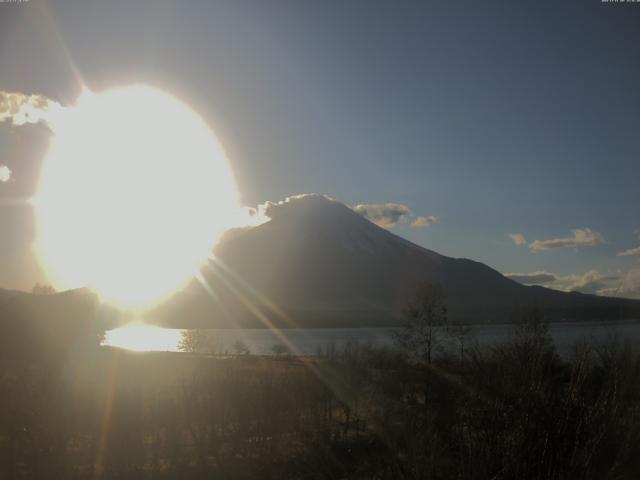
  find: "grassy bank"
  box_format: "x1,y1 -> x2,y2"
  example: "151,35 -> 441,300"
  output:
2,319 -> 640,479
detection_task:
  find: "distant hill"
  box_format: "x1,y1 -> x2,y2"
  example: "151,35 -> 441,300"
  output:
0,288 -> 106,362
152,195 -> 640,328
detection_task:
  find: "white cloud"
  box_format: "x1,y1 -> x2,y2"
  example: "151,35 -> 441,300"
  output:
352,202 -> 439,229
241,194 -> 438,231
509,233 -> 527,246
0,165 -> 11,183
618,245 -> 640,257
260,193 -> 337,220
241,193 -> 349,226
528,228 -> 604,251
352,202 -> 413,228
505,271 -> 558,285
411,215 -> 438,228
598,269 -> 640,299
504,269 -> 624,296
564,270 -> 618,295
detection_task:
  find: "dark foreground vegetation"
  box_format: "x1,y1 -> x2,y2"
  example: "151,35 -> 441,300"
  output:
2,312 -> 640,480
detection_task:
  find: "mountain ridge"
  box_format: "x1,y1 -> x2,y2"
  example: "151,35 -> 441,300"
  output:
2,195 -> 638,329
152,195 -> 640,327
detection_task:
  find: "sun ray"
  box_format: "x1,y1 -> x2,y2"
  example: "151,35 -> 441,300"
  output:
208,255 -> 298,328
21,0 -> 88,98
93,351 -> 119,479
193,269 -> 233,327
203,260 -> 304,357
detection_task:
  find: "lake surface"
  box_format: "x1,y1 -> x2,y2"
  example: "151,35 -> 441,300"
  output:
103,319 -> 640,356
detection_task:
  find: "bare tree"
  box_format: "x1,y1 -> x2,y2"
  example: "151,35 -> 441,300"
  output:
232,339 -> 251,356
178,329 -> 215,354
270,343 -> 288,356
446,322 -> 473,363
394,282 -> 448,365
394,282 -> 448,427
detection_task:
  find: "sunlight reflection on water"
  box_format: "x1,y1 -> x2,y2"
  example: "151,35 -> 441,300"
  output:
101,320 -> 640,355
102,323 -> 183,352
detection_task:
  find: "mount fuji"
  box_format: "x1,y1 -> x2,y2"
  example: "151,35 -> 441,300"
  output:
152,195 -> 640,328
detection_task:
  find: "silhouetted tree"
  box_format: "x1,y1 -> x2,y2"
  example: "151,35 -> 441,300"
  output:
446,321 -> 473,363
178,329 -> 215,354
394,282 -> 448,434
232,339 -> 250,355
394,282 -> 448,364
270,343 -> 288,356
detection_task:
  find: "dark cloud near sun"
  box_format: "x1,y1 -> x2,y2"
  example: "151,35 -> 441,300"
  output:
0,90 -> 60,128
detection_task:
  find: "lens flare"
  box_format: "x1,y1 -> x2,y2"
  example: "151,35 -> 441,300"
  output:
35,85 -> 240,310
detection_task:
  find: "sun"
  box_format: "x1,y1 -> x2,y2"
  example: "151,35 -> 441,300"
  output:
35,85 -> 239,310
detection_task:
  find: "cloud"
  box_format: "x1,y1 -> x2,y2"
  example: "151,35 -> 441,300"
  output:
243,194 -> 439,231
504,269 -> 622,295
509,233 -> 527,246
505,271 -> 558,285
241,193 -> 348,225
352,202 -> 412,228
528,228 -> 604,251
598,269 -> 640,299
618,246 -> 640,257
505,267 -> 640,299
0,165 -> 11,183
615,229 -> 640,257
564,270 -> 619,295
259,193 -> 337,220
232,206 -> 269,228
0,91 -> 61,127
352,202 -> 438,229
411,215 -> 438,228
0,91 -> 61,183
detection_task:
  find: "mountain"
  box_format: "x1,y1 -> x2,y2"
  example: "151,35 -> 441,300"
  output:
152,195 -> 640,327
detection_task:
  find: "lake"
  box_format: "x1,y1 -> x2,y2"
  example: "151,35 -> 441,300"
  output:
103,319 -> 640,356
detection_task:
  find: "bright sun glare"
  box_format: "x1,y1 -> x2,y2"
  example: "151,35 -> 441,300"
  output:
103,322 -> 183,352
35,85 -> 240,309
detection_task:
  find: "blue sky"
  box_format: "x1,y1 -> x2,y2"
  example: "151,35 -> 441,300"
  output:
0,0 -> 639,295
